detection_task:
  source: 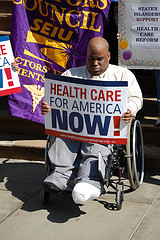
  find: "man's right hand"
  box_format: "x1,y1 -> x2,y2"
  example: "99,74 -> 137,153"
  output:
41,101 -> 50,115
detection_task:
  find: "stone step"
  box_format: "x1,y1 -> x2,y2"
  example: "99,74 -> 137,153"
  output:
0,30 -> 11,36
0,111 -> 46,138
141,124 -> 160,146
0,134 -> 46,161
0,14 -> 11,31
0,0 -> 12,35
0,1 -> 12,13
140,98 -> 158,117
0,134 -> 159,171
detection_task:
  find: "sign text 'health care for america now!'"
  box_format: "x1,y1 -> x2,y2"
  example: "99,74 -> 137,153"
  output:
44,74 -> 128,145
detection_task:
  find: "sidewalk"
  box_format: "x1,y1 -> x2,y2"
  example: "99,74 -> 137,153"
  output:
0,158 -> 160,240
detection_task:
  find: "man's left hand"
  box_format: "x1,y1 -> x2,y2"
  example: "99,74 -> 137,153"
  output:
122,109 -> 131,123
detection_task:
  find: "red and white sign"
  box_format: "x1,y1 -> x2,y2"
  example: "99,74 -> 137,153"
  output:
44,74 -> 128,145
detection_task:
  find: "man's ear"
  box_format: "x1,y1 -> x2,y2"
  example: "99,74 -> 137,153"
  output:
108,52 -> 111,61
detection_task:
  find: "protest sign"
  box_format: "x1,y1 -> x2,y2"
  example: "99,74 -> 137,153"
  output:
0,35 -> 21,97
118,0 -> 160,69
44,74 -> 128,144
8,0 -> 111,124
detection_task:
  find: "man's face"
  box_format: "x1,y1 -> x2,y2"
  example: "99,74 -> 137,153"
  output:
86,44 -> 110,76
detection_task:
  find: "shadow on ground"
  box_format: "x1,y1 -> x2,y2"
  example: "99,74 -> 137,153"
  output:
0,159 -> 86,223
0,159 -> 159,223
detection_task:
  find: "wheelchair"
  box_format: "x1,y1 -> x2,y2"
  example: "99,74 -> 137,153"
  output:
40,118 -> 144,210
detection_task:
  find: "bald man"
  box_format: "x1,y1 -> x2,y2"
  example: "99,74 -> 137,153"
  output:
42,37 -> 143,204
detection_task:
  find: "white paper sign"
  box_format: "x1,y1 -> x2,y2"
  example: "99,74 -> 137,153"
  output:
131,4 -> 160,49
44,74 -> 128,145
118,0 -> 160,69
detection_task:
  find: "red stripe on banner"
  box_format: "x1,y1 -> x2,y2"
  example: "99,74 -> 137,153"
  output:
45,129 -> 127,145
0,87 -> 22,97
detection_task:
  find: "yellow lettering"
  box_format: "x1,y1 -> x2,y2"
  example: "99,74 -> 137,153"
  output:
35,72 -> 41,81
53,69 -> 62,75
29,61 -> 36,69
50,26 -> 58,38
50,5 -> 66,24
42,65 -> 48,73
16,58 -> 48,77
81,0 -> 89,7
18,67 -> 45,83
82,0 -> 107,9
16,57 -> 22,65
65,10 -> 80,27
58,28 -> 73,41
12,0 -> 22,4
19,68 -> 29,77
38,0 -> 50,17
89,0 -> 96,8
28,70 -> 36,79
35,63 -> 42,71
23,0 -> 37,10
17,68 -> 21,75
40,22 -> 53,35
98,0 -> 107,10
23,59 -> 30,67
80,11 -> 90,30
66,0 -> 81,6
30,19 -> 43,31
89,12 -> 101,32
41,75 -> 45,82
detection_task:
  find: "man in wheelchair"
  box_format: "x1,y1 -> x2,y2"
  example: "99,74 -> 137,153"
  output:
41,37 -> 143,204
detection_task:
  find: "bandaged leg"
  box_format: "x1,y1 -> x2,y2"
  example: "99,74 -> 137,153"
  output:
72,182 -> 101,204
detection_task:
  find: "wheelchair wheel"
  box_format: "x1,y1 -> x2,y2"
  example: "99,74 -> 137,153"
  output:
40,135 -> 52,204
45,135 -> 52,176
116,190 -> 123,210
126,119 -> 144,190
40,185 -> 50,204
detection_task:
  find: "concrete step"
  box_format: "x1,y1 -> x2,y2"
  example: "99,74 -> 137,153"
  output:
0,0 -> 12,13
0,110 -> 46,138
0,135 -> 159,171
0,14 -> 11,31
140,98 -> 158,118
0,30 -> 11,36
0,134 -> 46,161
0,0 -> 12,33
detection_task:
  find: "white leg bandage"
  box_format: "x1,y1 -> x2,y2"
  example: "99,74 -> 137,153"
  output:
72,182 -> 101,204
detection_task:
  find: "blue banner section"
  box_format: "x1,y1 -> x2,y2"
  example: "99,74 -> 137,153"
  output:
0,35 -> 9,42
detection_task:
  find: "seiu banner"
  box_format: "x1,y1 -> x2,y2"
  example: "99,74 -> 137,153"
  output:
8,0 -> 111,124
0,35 -> 21,97
118,0 -> 160,69
45,74 -> 128,144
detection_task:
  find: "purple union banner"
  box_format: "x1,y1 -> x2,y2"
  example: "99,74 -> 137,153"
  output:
8,0 -> 111,124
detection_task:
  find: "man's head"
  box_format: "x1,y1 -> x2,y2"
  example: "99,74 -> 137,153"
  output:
86,37 -> 110,76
